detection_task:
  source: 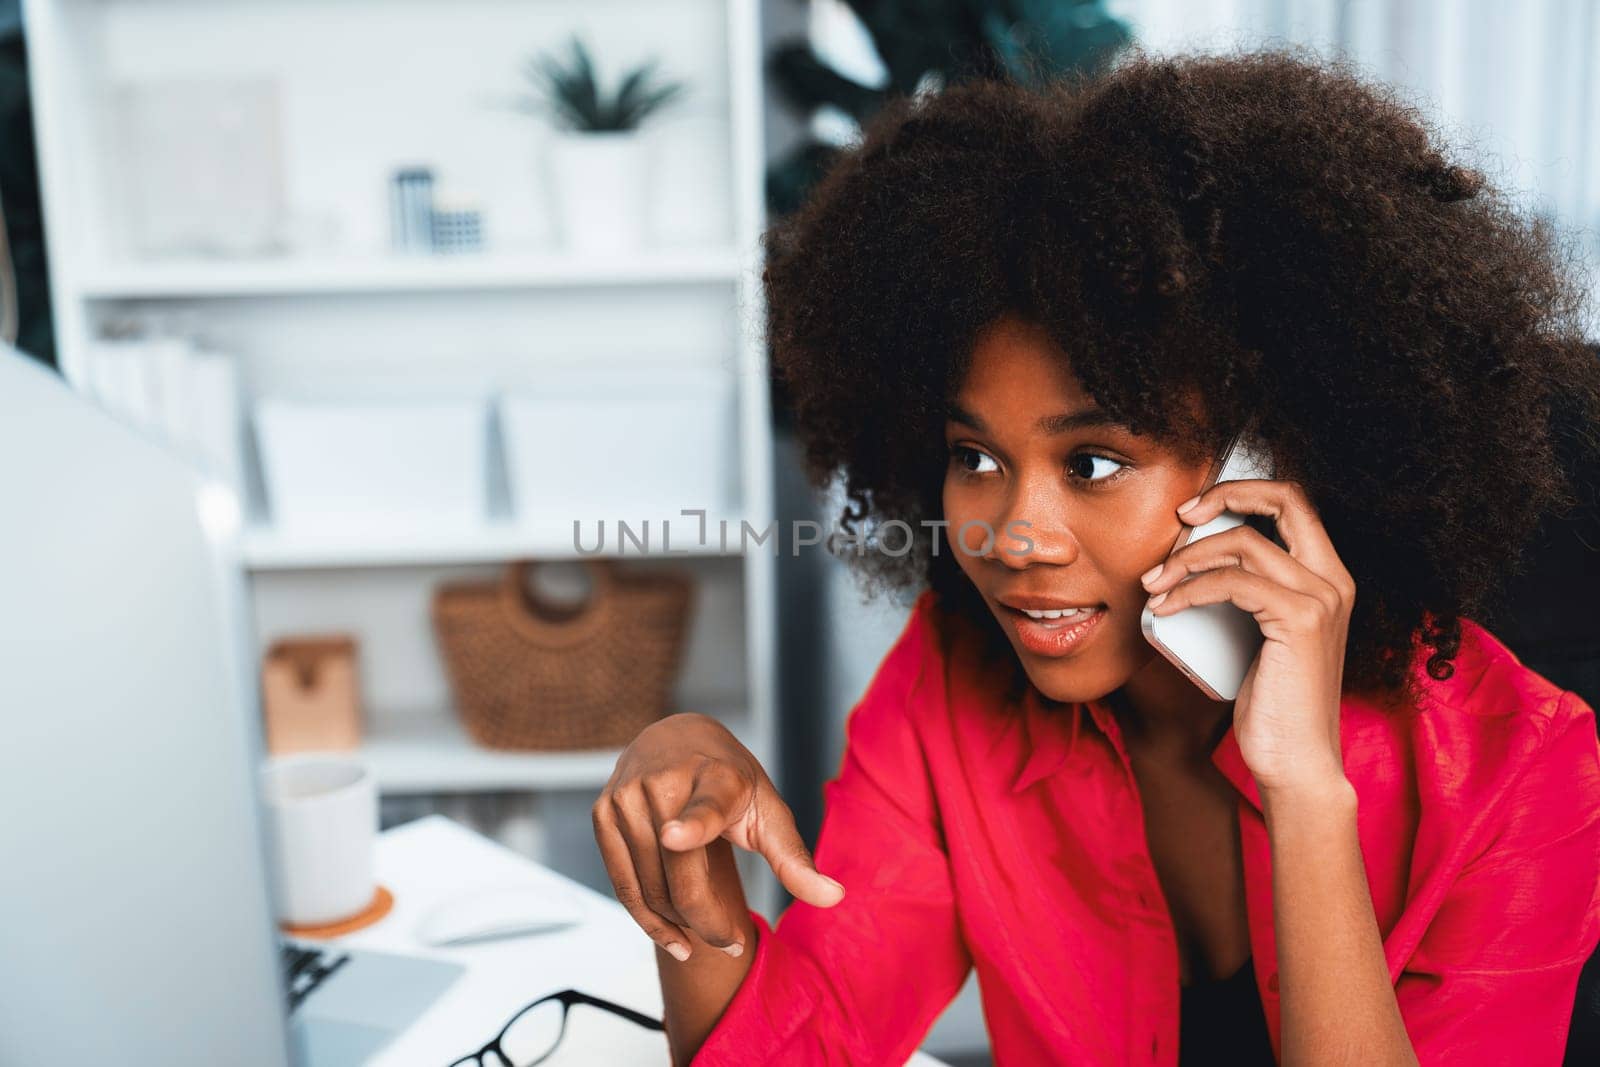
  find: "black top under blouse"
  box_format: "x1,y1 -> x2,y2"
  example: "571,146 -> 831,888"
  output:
1178,954 -> 1278,1065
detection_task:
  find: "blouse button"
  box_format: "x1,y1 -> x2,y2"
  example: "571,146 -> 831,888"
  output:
1267,971 -> 1281,993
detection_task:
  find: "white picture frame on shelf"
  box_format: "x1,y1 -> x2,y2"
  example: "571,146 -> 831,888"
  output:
108,78 -> 288,260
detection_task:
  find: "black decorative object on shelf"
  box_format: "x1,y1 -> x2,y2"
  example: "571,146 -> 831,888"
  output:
388,166 -> 437,253
431,206 -> 484,255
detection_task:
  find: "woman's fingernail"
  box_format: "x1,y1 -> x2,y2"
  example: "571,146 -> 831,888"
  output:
1141,563 -> 1163,585
664,942 -> 690,962
722,940 -> 745,958
825,876 -> 846,893
1149,591 -> 1168,608
1178,494 -> 1201,513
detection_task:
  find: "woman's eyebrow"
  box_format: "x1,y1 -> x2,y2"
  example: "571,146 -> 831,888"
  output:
946,402 -> 1127,434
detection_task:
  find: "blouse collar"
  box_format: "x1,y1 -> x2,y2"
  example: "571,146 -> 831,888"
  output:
1008,683 -> 1264,813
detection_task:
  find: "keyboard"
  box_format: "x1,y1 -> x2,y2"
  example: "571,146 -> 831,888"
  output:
280,942 -> 351,1013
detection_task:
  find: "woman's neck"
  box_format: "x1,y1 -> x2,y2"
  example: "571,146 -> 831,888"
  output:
1111,655 -> 1236,762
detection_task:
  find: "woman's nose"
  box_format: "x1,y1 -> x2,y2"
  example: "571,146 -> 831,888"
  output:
981,482 -> 1079,570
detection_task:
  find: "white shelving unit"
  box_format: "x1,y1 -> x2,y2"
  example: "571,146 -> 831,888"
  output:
76,248 -> 747,299
362,698 -> 750,795
24,0 -> 780,912
239,511 -> 751,571
365,719 -> 629,795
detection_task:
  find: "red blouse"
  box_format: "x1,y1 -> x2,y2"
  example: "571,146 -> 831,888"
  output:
692,589 -> 1600,1065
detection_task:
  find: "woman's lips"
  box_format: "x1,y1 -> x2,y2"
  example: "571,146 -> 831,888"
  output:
1003,603 -> 1108,657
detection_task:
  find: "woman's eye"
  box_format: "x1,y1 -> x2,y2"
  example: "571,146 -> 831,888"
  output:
949,445 -> 999,475
1068,452 -> 1127,485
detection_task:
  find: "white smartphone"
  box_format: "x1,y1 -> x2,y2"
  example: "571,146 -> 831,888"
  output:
1139,426 -> 1283,702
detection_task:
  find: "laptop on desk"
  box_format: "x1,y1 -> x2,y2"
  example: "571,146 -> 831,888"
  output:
0,346 -> 460,1066
282,940 -> 463,1066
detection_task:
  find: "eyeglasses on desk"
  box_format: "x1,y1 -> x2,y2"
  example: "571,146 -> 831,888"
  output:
447,987 -> 667,1066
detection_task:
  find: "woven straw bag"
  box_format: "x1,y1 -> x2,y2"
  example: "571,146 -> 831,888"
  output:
431,558 -> 693,750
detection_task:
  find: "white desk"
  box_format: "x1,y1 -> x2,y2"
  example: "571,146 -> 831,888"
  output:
336,815 -> 953,1066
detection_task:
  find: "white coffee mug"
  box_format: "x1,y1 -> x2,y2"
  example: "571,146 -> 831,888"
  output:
261,754 -> 377,927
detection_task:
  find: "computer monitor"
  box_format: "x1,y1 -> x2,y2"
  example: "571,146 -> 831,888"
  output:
0,345 -> 292,1063
0,343 -> 297,1059
0,344 -> 470,1067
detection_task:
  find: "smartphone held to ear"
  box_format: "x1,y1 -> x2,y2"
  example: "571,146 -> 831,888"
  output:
1139,427 -> 1284,702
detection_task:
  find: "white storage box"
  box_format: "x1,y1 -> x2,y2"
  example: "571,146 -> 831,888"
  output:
255,398 -> 488,530
499,370 -> 738,525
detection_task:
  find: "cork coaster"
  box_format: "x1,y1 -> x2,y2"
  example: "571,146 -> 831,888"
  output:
279,885 -> 394,939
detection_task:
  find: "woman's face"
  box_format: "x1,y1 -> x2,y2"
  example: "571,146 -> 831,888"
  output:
942,314 -> 1218,706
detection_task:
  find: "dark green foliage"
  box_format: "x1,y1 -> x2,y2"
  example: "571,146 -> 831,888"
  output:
766,0 -> 1131,217
517,36 -> 687,133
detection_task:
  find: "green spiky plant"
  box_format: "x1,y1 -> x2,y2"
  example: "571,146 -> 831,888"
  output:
767,0 -> 1132,216
516,35 -> 688,132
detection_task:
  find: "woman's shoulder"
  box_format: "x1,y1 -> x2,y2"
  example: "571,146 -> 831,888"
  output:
1400,616 -> 1591,745
1385,622 -> 1600,980
850,588 -> 1021,727
1352,616 -> 1598,816
1412,616 -> 1576,719
843,590 -> 940,723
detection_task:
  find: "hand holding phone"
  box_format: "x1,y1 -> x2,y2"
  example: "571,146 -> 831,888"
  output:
1139,427 -> 1284,701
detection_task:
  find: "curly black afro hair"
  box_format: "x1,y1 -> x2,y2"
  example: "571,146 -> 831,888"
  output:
762,45 -> 1600,706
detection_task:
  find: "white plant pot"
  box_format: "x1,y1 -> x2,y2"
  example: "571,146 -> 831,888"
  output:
255,398 -> 487,531
499,370 -> 737,527
547,131 -> 651,254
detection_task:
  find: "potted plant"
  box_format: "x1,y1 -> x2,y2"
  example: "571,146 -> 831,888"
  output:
516,36 -> 688,253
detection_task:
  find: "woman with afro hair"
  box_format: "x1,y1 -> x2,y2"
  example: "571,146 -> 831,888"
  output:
592,46 -> 1600,1066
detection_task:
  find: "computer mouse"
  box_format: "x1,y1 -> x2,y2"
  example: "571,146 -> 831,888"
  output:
414,885 -> 585,947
